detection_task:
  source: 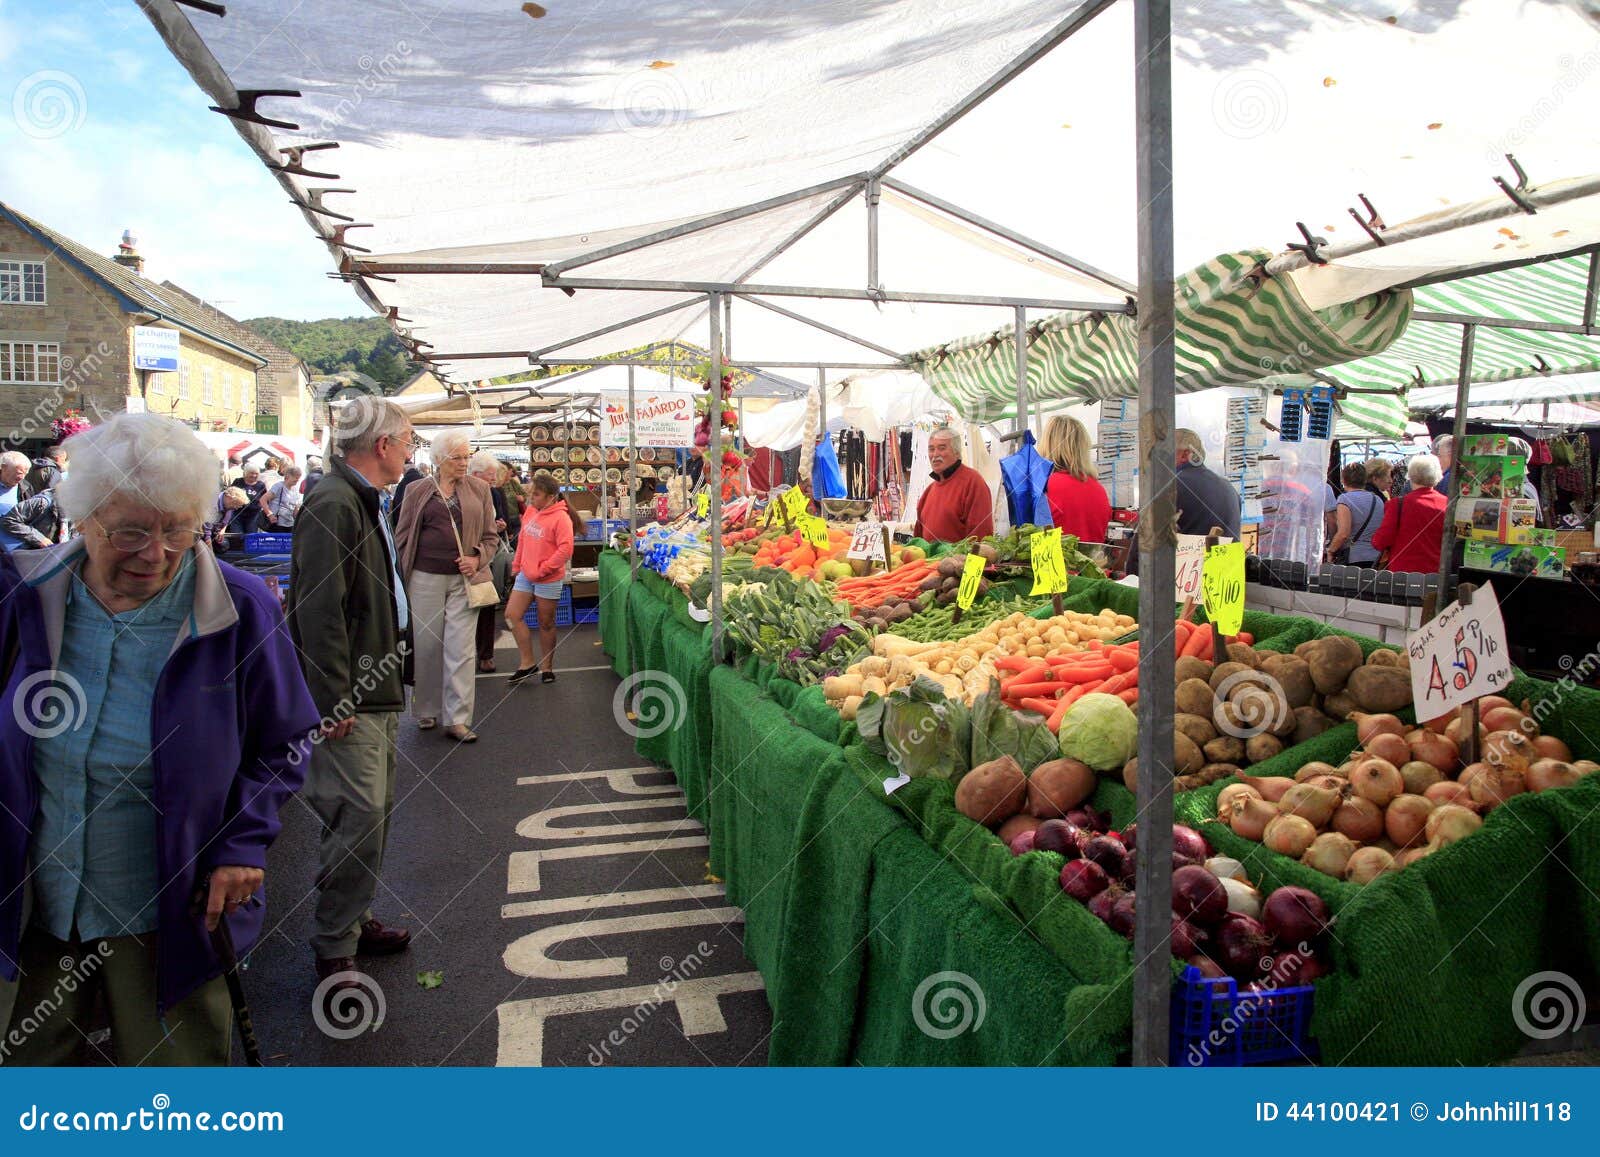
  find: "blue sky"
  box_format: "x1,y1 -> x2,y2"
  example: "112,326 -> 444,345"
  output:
0,0 -> 363,320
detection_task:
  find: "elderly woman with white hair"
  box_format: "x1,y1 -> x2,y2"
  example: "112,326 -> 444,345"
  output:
1371,452 -> 1450,574
0,412 -> 319,1065
394,430 -> 498,741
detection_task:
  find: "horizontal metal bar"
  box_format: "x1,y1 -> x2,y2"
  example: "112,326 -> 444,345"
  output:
881,177 -> 1136,295
542,172 -> 869,277
529,296 -> 707,359
1409,310 -> 1599,336
531,357 -> 901,370
735,294 -> 905,360
348,262 -> 548,275
870,0 -> 1117,179
734,183 -> 861,283
1389,242 -> 1600,295
541,274 -> 1131,312
427,350 -> 532,360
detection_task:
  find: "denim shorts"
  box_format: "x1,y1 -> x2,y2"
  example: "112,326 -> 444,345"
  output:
514,574 -> 564,600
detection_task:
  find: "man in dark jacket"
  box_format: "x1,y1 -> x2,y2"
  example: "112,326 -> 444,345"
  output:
287,396 -> 417,991
0,487 -> 64,547
24,444 -> 66,493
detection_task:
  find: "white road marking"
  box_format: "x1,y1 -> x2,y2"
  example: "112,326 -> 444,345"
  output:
502,883 -> 724,921
515,766 -> 678,796
495,972 -> 766,1067
507,835 -> 710,893
504,907 -> 745,980
514,800 -> 704,842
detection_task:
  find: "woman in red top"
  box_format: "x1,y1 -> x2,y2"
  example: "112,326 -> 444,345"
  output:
1041,415 -> 1111,543
1371,453 -> 1449,574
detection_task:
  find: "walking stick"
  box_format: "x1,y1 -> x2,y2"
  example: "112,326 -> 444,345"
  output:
194,878 -> 265,1067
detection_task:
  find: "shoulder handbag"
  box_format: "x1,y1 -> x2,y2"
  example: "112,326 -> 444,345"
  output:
1331,492 -> 1379,565
442,486 -> 501,609
1373,491 -> 1405,570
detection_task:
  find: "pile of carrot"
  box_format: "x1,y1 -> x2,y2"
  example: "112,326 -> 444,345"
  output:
997,640 -> 1142,730
834,560 -> 937,609
1171,620 -> 1253,660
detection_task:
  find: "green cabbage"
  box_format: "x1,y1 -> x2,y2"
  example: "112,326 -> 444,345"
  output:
1058,692 -> 1138,771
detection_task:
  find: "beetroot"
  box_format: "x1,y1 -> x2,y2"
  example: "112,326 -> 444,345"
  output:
1171,915 -> 1207,958
1171,864 -> 1228,926
1109,891 -> 1138,938
1060,858 -> 1110,903
1008,830 -> 1038,856
1087,887 -> 1121,925
1033,819 -> 1083,858
1261,886 -> 1330,945
1083,835 -> 1129,879
1214,912 -> 1275,980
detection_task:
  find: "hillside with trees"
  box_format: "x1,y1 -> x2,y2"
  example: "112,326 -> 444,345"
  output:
243,315 -> 419,391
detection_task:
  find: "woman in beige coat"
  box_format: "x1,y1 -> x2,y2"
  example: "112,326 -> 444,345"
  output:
395,430 -> 499,742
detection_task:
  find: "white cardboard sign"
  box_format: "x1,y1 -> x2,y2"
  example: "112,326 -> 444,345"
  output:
846,522 -> 886,560
1406,585 -> 1514,717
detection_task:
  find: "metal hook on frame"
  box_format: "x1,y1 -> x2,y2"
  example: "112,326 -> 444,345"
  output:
209,89 -> 301,131
1347,193 -> 1387,245
1493,154 -> 1538,214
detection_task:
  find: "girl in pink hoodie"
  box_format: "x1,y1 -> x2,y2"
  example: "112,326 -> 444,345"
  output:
505,472 -> 584,684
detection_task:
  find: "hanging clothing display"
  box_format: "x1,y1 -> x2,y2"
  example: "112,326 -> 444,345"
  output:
998,430 -> 1055,530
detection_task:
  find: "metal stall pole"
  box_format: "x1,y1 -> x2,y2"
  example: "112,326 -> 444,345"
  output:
709,293 -> 725,660
628,366 -> 639,582
1132,0 -> 1178,1068
1014,305 -> 1030,437
1433,323 -> 1476,616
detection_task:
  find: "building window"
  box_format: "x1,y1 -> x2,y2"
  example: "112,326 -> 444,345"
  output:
0,340 -> 60,384
222,372 -> 233,410
149,367 -> 164,395
201,366 -> 215,405
179,361 -> 192,400
0,260 -> 45,305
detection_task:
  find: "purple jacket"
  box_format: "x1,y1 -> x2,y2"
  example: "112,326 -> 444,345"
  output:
0,540 -> 320,1013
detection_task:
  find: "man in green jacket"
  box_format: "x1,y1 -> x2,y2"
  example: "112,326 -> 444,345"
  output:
287,396 -> 418,995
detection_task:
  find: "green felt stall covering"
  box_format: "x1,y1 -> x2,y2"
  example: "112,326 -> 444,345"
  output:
597,549 -> 633,677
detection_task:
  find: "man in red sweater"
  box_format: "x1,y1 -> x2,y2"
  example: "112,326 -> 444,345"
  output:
914,427 -> 995,543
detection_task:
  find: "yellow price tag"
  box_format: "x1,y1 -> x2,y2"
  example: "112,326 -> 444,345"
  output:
696,491 -> 710,518
956,552 -> 985,611
781,486 -> 808,521
1200,541 -> 1246,637
802,514 -> 831,549
1029,529 -> 1068,596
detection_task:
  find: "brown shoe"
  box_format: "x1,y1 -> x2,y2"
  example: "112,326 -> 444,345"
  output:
314,955 -> 362,992
356,919 -> 412,956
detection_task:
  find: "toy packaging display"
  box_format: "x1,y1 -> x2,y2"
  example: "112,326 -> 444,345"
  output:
1463,541 -> 1567,579
1454,497 -> 1539,543
1454,455 -> 1524,500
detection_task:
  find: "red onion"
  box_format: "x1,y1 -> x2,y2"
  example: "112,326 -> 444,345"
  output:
1060,858 -> 1110,902
1171,916 -> 1207,958
1187,954 -> 1228,980
1172,864 -> 1228,925
1262,885 -> 1329,944
1083,835 -> 1129,879
1008,830 -> 1038,856
1172,824 -> 1212,862
1066,805 -> 1108,833
1120,822 -> 1137,852
1033,819 -> 1082,858
1087,887 -> 1120,925
1214,913 -> 1275,979
1109,891 -> 1137,938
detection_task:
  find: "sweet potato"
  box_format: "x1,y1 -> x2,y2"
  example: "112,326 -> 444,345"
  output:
996,813 -> 1043,844
954,756 -> 1027,828
1026,758 -> 1097,818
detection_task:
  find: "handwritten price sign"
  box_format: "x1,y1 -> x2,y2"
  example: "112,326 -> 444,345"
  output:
801,514 -> 831,549
780,486 -> 808,522
1200,541 -> 1245,636
1406,586 -> 1513,715
1175,534 -> 1215,605
956,552 -> 986,611
847,522 -> 886,560
1029,529 -> 1069,596
696,491 -> 710,518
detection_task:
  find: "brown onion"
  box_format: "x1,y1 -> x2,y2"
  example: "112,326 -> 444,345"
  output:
1365,731 -> 1412,767
1217,782 -> 1262,818
1295,761 -> 1343,783
1394,845 -> 1433,869
1531,735 -> 1573,762
1406,730 -> 1460,776
1278,783 -> 1340,828
1481,705 -> 1528,733
1468,764 -> 1526,810
1477,695 -> 1515,714
1305,774 -> 1348,792
1228,796 -> 1278,841
1424,780 -> 1476,808
1237,774 -> 1294,803
1424,803 -> 1482,848
1352,712 -> 1407,745
1345,845 -> 1396,884
1384,793 -> 1435,847
1421,706 -> 1460,734
1526,759 -> 1581,794
1302,831 -> 1358,878
1574,760 -> 1600,777
1331,795 -> 1384,842
1400,759 -> 1444,795
1351,757 -> 1404,807
1264,814 -> 1317,859
1444,716 -> 1487,751
1483,729 -> 1532,772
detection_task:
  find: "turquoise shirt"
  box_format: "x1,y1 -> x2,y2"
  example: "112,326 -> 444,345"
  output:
29,557 -> 196,940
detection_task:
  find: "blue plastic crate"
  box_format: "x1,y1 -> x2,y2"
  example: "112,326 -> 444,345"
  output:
525,587 -> 573,628
572,597 -> 600,625
243,532 -> 294,554
1170,965 -> 1316,1067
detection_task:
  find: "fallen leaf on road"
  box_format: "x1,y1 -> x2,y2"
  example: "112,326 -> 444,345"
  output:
417,969 -> 445,989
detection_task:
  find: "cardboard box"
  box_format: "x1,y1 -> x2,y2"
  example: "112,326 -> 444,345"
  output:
1463,541 -> 1566,579
1460,433 -> 1510,457
1454,455 -> 1523,501
569,580 -> 599,599
1453,497 -> 1539,543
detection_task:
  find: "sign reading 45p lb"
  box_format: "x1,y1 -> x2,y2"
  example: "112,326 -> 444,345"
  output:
1405,585 -> 1513,716
1029,529 -> 1068,596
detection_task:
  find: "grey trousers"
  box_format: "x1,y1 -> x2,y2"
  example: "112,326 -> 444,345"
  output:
406,569 -> 478,726
305,711 -> 399,959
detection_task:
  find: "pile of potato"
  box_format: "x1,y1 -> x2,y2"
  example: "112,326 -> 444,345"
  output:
1124,635 -> 1413,792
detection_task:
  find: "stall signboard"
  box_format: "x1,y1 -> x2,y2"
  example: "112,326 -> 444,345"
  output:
1200,541 -> 1246,636
1406,584 -> 1513,716
132,325 -> 180,373
600,390 -> 697,448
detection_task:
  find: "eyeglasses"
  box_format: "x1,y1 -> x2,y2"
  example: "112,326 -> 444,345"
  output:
97,526 -> 204,553
446,453 -> 472,463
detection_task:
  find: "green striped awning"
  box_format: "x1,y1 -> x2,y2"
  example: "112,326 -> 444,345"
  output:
909,250 -> 1413,425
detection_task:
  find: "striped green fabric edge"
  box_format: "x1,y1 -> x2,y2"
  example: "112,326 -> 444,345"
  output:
911,250 -> 1413,428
